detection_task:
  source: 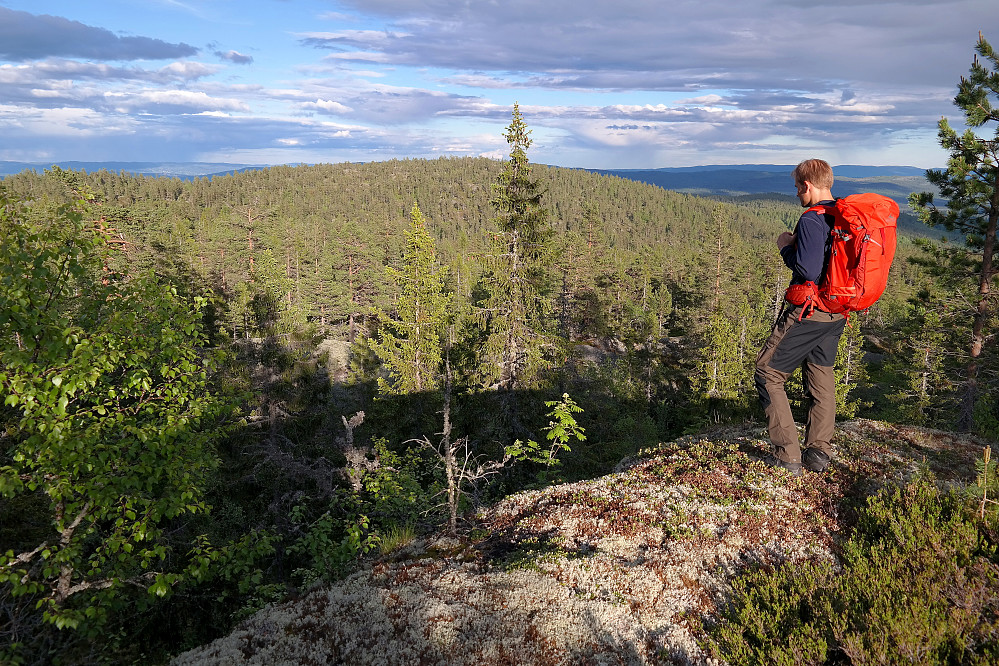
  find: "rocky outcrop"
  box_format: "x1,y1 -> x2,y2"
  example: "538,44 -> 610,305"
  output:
172,420 -> 988,665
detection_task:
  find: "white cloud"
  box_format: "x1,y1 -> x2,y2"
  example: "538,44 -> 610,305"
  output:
677,94 -> 728,106
102,90 -> 249,113
0,103 -> 135,136
0,59 -> 218,85
301,98 -> 353,114
158,61 -> 220,80
297,29 -> 411,49
321,51 -> 393,64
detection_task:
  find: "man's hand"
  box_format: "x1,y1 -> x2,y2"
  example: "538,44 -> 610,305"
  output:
777,231 -> 796,250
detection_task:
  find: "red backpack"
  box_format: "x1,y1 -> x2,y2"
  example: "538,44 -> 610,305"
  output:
785,193 -> 899,318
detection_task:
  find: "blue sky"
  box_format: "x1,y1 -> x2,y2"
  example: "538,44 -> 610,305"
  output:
1,0 -> 996,169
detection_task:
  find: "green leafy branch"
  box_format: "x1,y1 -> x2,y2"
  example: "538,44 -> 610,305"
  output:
506,393 -> 587,466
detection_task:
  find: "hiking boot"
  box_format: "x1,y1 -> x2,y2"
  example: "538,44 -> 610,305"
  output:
762,455 -> 803,477
802,448 -> 831,473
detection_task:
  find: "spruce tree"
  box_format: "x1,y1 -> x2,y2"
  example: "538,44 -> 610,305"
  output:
370,203 -> 451,395
910,33 -> 999,431
886,299 -> 952,424
476,104 -> 555,394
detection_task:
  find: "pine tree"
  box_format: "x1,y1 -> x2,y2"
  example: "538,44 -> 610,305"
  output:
883,240 -> 980,427
910,33 -> 999,431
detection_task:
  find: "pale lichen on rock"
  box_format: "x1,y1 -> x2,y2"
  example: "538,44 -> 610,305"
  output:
172,420 -> 984,665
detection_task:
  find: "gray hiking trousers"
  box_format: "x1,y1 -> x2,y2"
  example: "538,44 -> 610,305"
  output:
755,304 -> 847,464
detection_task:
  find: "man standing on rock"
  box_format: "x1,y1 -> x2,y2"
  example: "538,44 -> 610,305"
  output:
755,159 -> 847,476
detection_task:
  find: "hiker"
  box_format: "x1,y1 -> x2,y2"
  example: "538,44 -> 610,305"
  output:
755,159 -> 847,476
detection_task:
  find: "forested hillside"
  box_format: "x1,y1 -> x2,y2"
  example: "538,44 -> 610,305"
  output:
1,124 -> 996,663
2,157 -> 791,339
1,155 -> 939,444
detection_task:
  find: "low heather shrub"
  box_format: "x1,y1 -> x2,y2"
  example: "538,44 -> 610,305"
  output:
707,472 -> 999,665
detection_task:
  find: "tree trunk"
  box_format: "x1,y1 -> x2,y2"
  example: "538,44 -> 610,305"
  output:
442,344 -> 458,535
959,194 -> 999,431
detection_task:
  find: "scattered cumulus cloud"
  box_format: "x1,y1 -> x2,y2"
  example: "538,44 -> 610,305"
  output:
297,29 -> 410,51
0,59 -> 217,87
301,99 -> 354,114
157,61 -> 221,80
215,50 -> 254,65
102,90 -> 249,114
320,51 -> 393,64
677,94 -> 730,107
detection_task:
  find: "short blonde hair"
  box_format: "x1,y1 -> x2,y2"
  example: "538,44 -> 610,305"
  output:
792,159 -> 834,189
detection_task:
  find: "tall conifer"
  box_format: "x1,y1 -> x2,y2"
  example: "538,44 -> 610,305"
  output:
911,33 -> 999,431
477,104 -> 555,393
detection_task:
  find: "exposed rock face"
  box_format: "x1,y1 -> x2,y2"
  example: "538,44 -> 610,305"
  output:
172,420 -> 988,665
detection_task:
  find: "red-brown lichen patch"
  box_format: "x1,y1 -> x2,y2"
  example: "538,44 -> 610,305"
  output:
836,419 -> 989,481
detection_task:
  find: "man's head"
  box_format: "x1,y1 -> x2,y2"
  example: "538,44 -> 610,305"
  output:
792,159 -> 834,207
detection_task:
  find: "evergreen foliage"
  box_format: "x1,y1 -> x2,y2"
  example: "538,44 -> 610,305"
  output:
910,33 -> 999,433
370,203 -> 451,395
476,104 -> 558,397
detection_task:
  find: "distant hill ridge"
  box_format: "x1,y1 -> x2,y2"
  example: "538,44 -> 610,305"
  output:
0,160 -> 936,205
0,161 -> 265,179
586,164 -> 936,204
598,164 -> 929,178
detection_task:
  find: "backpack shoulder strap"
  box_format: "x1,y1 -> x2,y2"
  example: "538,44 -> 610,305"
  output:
805,202 -> 836,228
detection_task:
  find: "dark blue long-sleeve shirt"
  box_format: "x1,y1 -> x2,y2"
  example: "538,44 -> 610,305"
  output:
780,200 -> 835,284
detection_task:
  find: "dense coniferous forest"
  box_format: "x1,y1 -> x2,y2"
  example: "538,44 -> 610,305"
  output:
1,107 -> 997,662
